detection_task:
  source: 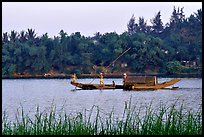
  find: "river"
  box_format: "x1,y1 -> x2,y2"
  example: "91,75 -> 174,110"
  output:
2,78 -> 202,121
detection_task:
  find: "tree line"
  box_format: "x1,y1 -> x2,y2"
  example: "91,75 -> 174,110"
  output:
2,7 -> 202,77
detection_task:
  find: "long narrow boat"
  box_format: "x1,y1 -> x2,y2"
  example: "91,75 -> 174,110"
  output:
70,77 -> 181,90
70,81 -> 119,90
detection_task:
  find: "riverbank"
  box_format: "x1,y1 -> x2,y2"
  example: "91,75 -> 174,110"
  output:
2,72 -> 202,79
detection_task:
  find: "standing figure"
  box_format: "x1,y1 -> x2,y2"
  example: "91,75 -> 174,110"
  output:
123,73 -> 127,85
72,73 -> 77,82
99,72 -> 104,85
112,81 -> 115,87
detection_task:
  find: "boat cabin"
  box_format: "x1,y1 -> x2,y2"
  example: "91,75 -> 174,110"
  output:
124,76 -> 158,86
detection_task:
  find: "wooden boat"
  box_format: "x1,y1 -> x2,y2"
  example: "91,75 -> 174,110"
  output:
123,78 -> 181,90
70,81 -> 120,90
70,77 -> 181,90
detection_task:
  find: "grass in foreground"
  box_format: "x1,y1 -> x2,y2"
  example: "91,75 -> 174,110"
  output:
2,99 -> 202,135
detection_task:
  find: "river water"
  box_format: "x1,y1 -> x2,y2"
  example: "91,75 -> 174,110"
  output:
2,78 -> 202,121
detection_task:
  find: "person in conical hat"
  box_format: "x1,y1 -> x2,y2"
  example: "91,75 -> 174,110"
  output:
71,73 -> 77,82
99,72 -> 104,85
123,73 -> 127,84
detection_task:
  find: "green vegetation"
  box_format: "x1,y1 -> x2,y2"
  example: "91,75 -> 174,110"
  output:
2,100 -> 202,135
2,7 -> 202,77
166,61 -> 184,74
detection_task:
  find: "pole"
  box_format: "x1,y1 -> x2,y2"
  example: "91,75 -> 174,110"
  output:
89,47 -> 131,83
105,47 -> 131,70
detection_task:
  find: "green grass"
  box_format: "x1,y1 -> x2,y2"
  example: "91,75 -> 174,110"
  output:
2,99 -> 202,135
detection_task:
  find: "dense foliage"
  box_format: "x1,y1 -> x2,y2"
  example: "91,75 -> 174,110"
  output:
2,7 -> 202,77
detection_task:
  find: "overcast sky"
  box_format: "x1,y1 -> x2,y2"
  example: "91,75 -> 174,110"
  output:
2,2 -> 202,38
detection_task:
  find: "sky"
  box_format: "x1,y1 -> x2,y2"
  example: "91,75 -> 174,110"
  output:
2,2 -> 202,38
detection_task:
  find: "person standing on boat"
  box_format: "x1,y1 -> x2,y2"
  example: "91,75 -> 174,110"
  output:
123,73 -> 127,84
99,72 -> 104,85
112,81 -> 115,87
71,73 -> 77,82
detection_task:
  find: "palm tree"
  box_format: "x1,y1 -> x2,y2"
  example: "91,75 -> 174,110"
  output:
27,28 -> 36,40
19,30 -> 27,43
2,32 -> 9,44
10,30 -> 18,43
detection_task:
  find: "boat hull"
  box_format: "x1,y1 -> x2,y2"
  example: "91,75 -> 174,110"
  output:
70,81 -> 117,90
70,79 -> 181,90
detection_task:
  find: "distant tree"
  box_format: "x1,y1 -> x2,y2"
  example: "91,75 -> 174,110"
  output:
150,11 -> 163,35
27,29 -> 36,40
127,14 -> 138,36
138,17 -> 148,33
194,9 -> 202,24
179,7 -> 186,23
166,61 -> 184,74
93,32 -> 102,40
169,6 -> 186,30
2,7 -> 202,77
170,6 -> 179,29
2,32 -> 9,44
19,30 -> 27,43
8,64 -> 17,76
10,30 -> 18,44
59,29 -> 67,43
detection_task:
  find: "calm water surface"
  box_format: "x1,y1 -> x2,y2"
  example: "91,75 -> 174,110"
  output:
2,78 -> 202,121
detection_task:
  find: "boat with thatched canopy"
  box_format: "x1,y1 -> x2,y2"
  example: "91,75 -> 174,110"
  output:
70,76 -> 181,90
